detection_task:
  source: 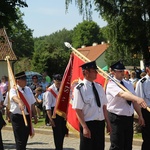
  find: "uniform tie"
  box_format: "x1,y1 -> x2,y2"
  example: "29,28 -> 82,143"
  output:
92,82 -> 101,107
120,81 -> 131,105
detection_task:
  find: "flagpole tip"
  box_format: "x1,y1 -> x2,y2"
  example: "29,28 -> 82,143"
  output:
5,56 -> 10,60
64,42 -> 72,49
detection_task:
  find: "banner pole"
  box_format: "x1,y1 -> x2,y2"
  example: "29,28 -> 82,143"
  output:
5,56 -> 28,126
64,42 -> 150,112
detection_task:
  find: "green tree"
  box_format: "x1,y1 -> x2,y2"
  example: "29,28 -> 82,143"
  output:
0,0 -> 28,29
65,0 -> 150,62
5,9 -> 34,73
8,9 -> 34,58
72,20 -> 104,48
32,29 -> 72,77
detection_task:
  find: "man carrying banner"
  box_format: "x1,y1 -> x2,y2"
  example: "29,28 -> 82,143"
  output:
106,61 -> 147,150
72,61 -> 111,150
45,74 -> 68,150
9,71 -> 38,150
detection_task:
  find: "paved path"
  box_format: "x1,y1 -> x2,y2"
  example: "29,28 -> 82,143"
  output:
2,126 -> 142,150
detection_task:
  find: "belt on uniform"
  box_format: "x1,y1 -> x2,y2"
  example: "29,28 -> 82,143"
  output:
109,112 -> 133,118
86,120 -> 104,123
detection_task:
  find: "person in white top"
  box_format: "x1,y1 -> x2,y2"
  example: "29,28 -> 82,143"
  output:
106,60 -> 147,150
9,71 -> 38,150
45,74 -> 68,150
73,61 -> 111,150
42,84 -> 51,126
135,61 -> 150,150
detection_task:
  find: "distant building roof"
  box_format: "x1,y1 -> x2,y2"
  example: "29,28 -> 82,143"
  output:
0,28 -> 17,61
77,43 -> 109,61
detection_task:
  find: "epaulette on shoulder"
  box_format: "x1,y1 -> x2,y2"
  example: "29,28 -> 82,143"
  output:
141,77 -> 146,83
76,83 -> 84,90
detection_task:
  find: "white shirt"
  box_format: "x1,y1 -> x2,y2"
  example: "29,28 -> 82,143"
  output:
72,79 -> 107,121
45,83 -> 58,110
0,92 -> 3,102
135,74 -> 150,106
9,85 -> 36,115
106,78 -> 134,116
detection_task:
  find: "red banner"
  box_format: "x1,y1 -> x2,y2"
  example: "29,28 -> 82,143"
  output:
55,53 -> 74,118
67,53 -> 85,133
56,52 -> 107,134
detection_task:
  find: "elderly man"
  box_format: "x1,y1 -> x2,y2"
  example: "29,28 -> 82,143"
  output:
9,71 -> 37,150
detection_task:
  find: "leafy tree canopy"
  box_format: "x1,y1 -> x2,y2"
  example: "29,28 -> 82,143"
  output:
7,9 -> 34,58
32,28 -> 72,77
0,0 -> 28,29
65,0 -> 150,63
72,20 -> 105,48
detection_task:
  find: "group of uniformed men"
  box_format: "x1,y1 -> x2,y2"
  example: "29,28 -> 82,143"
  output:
0,60 -> 150,150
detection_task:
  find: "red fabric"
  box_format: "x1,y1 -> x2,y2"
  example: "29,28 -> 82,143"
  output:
67,53 -> 84,132
18,90 -> 34,136
55,52 -> 107,133
54,53 -> 74,117
47,88 -> 57,98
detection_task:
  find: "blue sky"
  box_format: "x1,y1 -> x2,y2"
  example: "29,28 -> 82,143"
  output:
20,0 -> 107,37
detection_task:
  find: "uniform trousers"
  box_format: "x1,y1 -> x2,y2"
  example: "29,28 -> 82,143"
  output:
108,112 -> 133,150
10,113 -> 30,150
52,107 -> 68,150
43,106 -> 49,125
141,108 -> 150,150
0,131 -> 3,150
80,120 -> 105,150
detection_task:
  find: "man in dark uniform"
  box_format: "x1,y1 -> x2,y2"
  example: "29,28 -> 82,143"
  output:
9,71 -> 38,150
73,61 -> 111,150
135,61 -> 150,150
106,61 -> 147,150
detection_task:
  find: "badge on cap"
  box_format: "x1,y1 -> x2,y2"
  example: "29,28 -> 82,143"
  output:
80,61 -> 98,70
110,61 -> 126,70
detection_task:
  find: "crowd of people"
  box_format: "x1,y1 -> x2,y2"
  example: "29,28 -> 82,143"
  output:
0,61 -> 150,150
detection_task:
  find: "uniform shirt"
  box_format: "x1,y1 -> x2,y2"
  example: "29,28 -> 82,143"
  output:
45,83 -> 58,110
106,78 -> 134,116
72,79 -> 107,122
135,74 -> 150,106
9,85 -> 36,115
129,78 -> 138,85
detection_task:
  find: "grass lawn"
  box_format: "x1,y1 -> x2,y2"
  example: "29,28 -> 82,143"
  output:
32,117 -> 46,128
